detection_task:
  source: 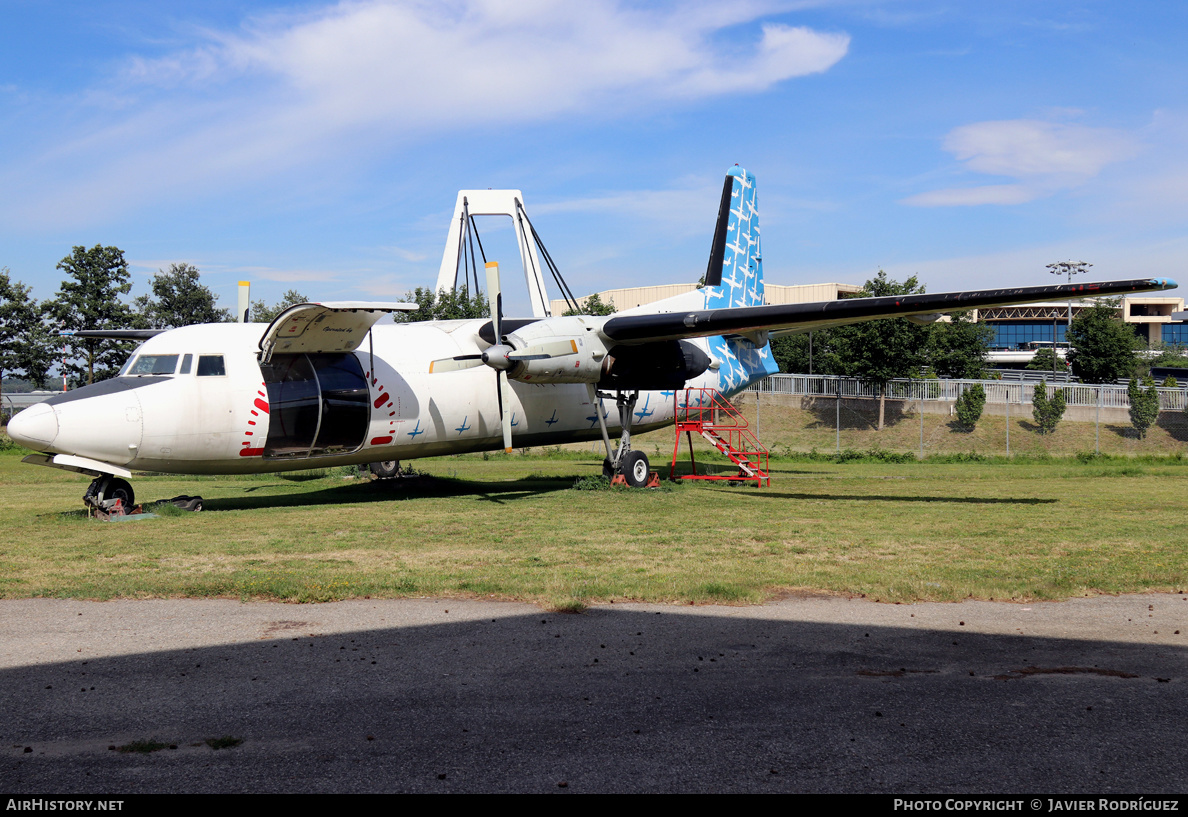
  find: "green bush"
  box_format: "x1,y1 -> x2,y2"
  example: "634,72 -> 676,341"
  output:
1032,379 -> 1066,435
954,383 -> 986,430
1129,376 -> 1159,439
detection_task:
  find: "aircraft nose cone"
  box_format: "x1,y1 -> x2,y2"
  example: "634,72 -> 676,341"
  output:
7,402 -> 58,448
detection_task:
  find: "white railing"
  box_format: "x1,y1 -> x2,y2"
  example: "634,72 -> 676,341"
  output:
751,374 -> 1188,411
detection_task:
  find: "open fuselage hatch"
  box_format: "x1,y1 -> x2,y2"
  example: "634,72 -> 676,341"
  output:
259,352 -> 370,460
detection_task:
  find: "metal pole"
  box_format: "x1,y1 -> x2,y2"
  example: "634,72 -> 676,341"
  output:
919,380 -> 924,459
1096,386 -> 1101,455
755,386 -> 760,439
836,380 -> 841,453
1005,385 -> 1010,457
1052,314 -> 1058,380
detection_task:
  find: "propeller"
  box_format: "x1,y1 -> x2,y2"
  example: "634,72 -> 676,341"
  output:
427,261 -> 581,452
485,262 -> 515,453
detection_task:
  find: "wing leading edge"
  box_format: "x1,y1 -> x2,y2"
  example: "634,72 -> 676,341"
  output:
600,278 -> 1177,344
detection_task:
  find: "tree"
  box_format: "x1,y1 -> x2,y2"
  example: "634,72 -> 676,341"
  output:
1150,346 -> 1188,369
563,292 -> 616,316
954,383 -> 986,430
250,289 -> 310,324
0,268 -> 55,399
1128,375 -> 1159,439
830,270 -> 929,430
135,263 -> 231,328
46,245 -> 136,386
1031,379 -> 1066,435
770,334 -> 809,373
1025,347 -> 1068,373
769,330 -> 842,375
928,310 -> 992,379
1066,300 -> 1139,383
393,287 -> 489,322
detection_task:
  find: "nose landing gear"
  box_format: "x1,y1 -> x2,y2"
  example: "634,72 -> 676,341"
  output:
84,475 -> 136,513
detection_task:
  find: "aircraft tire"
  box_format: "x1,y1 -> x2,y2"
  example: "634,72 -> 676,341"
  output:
623,451 -> 650,488
369,461 -> 401,479
101,477 -> 135,509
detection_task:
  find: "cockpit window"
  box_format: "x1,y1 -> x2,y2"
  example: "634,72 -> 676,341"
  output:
127,354 -> 179,375
179,354 -> 193,375
197,355 -> 226,376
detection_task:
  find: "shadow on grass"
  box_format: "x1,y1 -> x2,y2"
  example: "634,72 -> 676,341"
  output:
192,474 -> 577,512
800,396 -> 912,431
1156,413 -> 1188,442
713,489 -> 1058,505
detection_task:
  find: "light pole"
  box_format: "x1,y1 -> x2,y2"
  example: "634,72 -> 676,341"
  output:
1046,260 -> 1092,333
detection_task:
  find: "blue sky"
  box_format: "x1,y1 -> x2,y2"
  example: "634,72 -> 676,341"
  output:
2,0 -> 1186,317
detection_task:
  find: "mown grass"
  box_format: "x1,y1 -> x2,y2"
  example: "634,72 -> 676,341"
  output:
0,436 -> 1185,608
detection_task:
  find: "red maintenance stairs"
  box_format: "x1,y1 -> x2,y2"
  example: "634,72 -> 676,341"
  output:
669,388 -> 770,487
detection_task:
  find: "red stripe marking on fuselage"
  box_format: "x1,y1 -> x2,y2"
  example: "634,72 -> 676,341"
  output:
370,436 -> 393,445
374,392 -> 390,409
239,447 -> 264,457
254,397 -> 270,414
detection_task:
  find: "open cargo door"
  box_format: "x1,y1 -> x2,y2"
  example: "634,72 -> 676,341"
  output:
258,301 -> 417,364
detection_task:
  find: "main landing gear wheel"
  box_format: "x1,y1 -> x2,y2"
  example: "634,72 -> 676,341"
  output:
623,451 -> 650,488
369,460 -> 401,479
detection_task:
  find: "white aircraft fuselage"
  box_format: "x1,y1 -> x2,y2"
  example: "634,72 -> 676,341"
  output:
11,317 -> 695,477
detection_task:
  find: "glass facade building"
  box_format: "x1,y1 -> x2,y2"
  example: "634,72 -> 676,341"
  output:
990,321 -> 1068,350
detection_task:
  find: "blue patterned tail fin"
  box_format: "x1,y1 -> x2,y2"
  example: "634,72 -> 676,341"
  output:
701,167 -> 777,394
703,166 -> 764,309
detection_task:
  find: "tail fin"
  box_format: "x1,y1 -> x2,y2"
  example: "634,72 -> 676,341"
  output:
697,167 -> 777,395
703,166 -> 764,309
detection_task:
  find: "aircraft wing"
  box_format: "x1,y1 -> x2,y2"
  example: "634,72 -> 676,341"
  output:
599,278 -> 1176,343
259,301 -> 418,362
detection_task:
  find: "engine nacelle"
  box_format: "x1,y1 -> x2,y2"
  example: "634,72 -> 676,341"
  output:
503,316 -> 608,384
598,341 -> 710,391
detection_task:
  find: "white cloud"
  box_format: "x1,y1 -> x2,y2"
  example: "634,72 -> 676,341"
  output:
903,119 -> 1138,207
0,1 -> 849,229
534,181 -> 723,233
900,183 -> 1035,207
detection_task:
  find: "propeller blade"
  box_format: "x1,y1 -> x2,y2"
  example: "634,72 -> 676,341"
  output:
499,370 -> 513,453
485,261 -> 502,342
428,355 -> 483,373
507,339 -> 579,361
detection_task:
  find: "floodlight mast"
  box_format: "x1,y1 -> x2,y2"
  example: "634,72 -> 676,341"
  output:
1046,260 -> 1093,330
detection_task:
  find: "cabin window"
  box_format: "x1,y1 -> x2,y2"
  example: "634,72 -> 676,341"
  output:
197,355 -> 226,376
179,354 -> 193,374
259,352 -> 369,459
127,354 -> 179,375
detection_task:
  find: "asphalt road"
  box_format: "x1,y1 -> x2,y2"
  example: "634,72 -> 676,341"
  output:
2,593 -> 1186,794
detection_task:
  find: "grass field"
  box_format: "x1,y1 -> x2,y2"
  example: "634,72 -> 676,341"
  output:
2,420 -> 1186,608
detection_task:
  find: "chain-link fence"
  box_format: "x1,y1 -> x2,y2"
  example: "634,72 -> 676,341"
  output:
740,375 -> 1188,458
